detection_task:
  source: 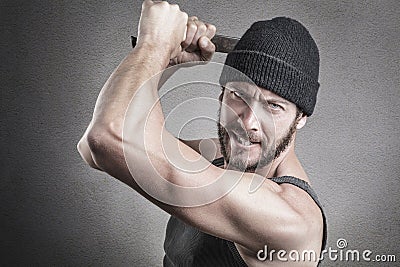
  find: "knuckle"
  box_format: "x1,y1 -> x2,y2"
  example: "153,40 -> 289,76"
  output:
160,1 -> 169,6
188,23 -> 197,30
170,3 -> 179,10
207,24 -> 216,33
142,0 -> 150,9
182,39 -> 190,47
210,42 -> 216,51
198,24 -> 207,32
182,11 -> 188,19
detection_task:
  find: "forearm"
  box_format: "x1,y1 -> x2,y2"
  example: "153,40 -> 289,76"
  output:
81,43 -> 171,180
90,43 -> 169,131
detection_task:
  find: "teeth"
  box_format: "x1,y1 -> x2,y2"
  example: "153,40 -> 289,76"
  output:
238,136 -> 252,146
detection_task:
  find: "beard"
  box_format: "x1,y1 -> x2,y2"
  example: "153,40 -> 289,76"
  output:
217,108 -> 299,173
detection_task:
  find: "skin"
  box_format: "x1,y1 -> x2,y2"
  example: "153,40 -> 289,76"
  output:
77,1 -> 323,266
217,83 -> 304,175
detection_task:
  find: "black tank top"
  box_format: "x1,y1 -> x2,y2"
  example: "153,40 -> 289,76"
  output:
163,157 -> 327,266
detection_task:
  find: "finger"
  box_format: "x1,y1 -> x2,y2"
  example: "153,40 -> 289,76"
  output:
182,16 -> 198,50
170,44 -> 183,61
187,20 -> 207,52
181,12 -> 189,42
198,35 -> 216,61
142,0 -> 154,8
204,23 -> 216,39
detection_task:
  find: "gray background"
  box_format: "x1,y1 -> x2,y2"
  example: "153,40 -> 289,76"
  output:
1,0 -> 399,266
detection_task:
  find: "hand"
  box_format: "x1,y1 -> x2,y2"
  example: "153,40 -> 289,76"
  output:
169,16 -> 216,66
137,0 -> 189,60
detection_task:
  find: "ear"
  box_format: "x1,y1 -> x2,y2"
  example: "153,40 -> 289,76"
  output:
296,115 -> 307,130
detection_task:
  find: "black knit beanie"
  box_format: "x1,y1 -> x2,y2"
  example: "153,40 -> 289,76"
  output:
219,17 -> 320,116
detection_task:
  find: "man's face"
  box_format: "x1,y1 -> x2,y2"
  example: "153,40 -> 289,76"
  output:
217,81 -> 302,173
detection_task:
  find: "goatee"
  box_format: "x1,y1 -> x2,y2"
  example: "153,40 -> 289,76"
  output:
217,109 -> 299,173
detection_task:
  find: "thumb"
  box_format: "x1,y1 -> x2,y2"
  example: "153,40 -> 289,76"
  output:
198,36 -> 215,61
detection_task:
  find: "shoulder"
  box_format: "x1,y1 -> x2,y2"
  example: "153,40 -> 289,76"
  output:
233,179 -> 324,265
278,181 -> 322,222
276,179 -> 324,256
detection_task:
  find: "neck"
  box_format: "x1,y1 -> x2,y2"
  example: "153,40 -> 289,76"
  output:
272,140 -> 310,183
267,144 -> 295,177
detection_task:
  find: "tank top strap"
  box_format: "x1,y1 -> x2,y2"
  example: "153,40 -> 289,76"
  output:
269,175 -> 327,254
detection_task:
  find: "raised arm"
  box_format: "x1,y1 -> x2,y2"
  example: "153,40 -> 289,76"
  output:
77,0 -> 322,261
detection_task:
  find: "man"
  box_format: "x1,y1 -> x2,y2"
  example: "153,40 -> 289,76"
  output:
77,0 -> 326,266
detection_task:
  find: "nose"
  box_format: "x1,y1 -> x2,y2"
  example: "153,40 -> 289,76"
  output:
239,103 -> 261,132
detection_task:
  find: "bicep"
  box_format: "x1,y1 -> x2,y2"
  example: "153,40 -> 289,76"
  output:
175,170 -> 306,252
166,142 -> 308,252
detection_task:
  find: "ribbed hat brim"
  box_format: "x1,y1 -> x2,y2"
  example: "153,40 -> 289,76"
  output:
219,50 -> 319,116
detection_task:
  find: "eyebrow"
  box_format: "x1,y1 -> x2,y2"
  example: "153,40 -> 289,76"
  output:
266,97 -> 290,105
224,85 -> 290,106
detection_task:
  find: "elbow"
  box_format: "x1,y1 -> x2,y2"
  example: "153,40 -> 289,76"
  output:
86,125 -> 119,160
76,137 -> 86,157
86,127 -> 107,156
90,122 -> 124,164
89,119 -> 123,152
78,123 -> 122,170
76,130 -> 102,170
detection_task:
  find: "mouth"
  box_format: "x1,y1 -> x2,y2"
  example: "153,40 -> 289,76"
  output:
233,134 -> 260,147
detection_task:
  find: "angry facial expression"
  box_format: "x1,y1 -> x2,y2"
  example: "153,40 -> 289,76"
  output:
217,82 -> 302,173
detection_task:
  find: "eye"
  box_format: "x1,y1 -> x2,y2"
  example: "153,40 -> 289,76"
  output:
230,90 -> 244,101
267,102 -> 284,111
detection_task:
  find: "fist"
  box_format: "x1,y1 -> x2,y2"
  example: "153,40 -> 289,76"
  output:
137,1 -> 216,66
169,16 -> 216,65
137,0 -> 189,58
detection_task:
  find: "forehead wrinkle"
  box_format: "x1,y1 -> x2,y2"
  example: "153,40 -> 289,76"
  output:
264,96 -> 290,105
225,82 -> 263,102
225,82 -> 293,108
226,81 -> 284,103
